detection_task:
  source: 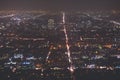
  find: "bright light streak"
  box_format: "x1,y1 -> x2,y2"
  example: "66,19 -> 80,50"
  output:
62,12 -> 74,73
46,51 -> 51,61
63,12 -> 65,24
0,14 -> 15,18
69,66 -> 74,73
46,46 -> 52,62
110,20 -> 120,26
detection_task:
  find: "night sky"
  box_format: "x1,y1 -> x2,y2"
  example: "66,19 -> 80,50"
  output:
0,0 -> 120,10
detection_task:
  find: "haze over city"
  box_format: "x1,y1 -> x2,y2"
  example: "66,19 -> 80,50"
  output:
0,0 -> 120,80
0,0 -> 120,10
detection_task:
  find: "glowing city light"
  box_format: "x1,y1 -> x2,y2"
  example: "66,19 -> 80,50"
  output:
62,12 -> 74,73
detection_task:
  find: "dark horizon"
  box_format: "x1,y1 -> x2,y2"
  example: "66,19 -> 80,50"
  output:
0,0 -> 120,11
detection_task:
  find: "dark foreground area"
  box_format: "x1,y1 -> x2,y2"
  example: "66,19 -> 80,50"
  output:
0,69 -> 120,80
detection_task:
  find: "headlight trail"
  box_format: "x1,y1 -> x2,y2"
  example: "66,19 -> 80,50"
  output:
62,12 -> 74,74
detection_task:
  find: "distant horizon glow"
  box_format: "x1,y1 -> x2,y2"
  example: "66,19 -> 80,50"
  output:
0,0 -> 120,10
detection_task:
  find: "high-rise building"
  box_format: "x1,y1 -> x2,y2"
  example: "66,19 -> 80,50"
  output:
48,19 -> 55,29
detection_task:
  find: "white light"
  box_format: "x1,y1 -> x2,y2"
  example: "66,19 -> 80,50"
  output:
46,46 -> 52,62
62,12 -> 65,24
69,67 -> 74,72
62,12 -> 74,73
